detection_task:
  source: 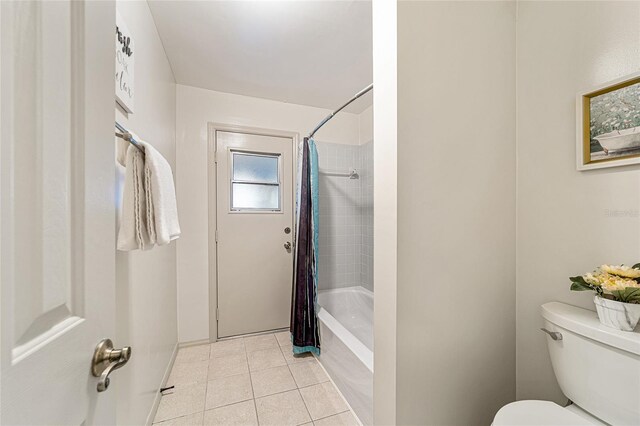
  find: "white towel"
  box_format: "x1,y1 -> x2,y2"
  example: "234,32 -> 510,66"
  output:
116,137 -> 129,167
117,141 -> 152,251
139,140 -> 181,246
116,133 -> 180,250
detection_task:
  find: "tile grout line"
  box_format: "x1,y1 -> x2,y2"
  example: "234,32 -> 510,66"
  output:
204,337 -> 255,419
157,333 -> 352,425
311,354 -> 363,426
280,340 -> 315,424
312,409 -> 352,424
238,377 -> 333,404
154,345 -> 210,424
200,343 -> 212,420
244,340 -> 262,426
195,338 -> 256,422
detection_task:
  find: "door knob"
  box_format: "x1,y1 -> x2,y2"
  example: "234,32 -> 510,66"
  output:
284,241 -> 292,250
91,338 -> 132,392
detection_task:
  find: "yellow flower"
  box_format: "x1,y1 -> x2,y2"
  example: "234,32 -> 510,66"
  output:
600,264 -> 640,279
584,273 -> 600,285
590,272 -> 640,293
582,268 -> 640,293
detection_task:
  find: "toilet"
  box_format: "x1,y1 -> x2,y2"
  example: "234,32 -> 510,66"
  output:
494,302 -> 640,425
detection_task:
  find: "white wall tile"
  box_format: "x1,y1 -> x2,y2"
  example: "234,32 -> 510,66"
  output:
316,141 -> 374,292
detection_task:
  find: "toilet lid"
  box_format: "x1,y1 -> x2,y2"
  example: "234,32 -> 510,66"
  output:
493,401 -> 599,425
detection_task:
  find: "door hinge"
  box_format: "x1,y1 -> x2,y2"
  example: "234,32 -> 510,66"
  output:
215,229 -> 218,243
216,307 -> 219,321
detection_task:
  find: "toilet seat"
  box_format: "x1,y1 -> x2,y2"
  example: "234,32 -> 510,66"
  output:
493,401 -> 601,425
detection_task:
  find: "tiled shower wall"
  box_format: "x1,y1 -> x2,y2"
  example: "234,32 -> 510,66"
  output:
360,141 -> 373,291
316,141 -> 374,292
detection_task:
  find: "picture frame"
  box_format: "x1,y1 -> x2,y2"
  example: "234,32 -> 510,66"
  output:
576,71 -> 640,171
115,11 -> 135,114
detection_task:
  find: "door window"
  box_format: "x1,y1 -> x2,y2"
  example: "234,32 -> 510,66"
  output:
230,152 -> 281,211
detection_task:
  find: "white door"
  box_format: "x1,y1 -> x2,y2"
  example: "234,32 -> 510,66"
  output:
215,131 -> 295,338
1,1 -> 120,424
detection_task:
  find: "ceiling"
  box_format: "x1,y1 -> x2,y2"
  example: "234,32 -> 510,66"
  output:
148,1 -> 373,113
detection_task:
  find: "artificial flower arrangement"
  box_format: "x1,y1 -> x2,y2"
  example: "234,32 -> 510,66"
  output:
570,264 -> 640,331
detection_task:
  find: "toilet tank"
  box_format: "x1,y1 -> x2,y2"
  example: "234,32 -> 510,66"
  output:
542,302 -> 640,425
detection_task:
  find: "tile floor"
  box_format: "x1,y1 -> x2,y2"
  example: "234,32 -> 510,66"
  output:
152,331 -> 360,426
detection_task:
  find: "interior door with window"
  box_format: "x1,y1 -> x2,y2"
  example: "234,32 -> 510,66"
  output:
215,130 -> 294,338
1,1 -> 120,424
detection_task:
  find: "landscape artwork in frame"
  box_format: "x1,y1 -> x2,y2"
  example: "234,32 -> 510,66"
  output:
577,72 -> 640,170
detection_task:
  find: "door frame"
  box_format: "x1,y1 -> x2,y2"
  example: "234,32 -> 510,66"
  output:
207,123 -> 299,343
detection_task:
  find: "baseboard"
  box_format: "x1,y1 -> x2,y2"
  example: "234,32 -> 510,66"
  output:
217,327 -> 288,342
178,338 -> 210,348
145,342 -> 179,426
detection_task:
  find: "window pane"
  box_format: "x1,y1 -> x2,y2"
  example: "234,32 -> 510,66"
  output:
232,183 -> 279,210
233,153 -> 279,183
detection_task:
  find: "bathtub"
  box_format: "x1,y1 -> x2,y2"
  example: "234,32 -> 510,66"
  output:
317,286 -> 373,425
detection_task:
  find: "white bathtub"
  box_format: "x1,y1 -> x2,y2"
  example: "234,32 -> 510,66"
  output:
317,286 -> 373,425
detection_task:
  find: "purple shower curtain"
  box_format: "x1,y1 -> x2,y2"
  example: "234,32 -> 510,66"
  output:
290,137 -> 320,355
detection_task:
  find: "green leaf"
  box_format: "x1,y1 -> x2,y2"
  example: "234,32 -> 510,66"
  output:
610,287 -> 640,303
570,281 -> 592,291
622,287 -> 640,303
569,275 -> 603,294
569,276 -> 593,291
570,275 -> 587,284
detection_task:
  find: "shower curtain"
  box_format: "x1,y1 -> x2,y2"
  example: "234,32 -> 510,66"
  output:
290,137 -> 320,355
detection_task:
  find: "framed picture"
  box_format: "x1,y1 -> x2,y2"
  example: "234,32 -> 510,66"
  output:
577,71 -> 640,170
116,11 -> 135,113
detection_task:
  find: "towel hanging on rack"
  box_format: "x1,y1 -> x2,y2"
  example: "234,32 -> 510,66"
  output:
118,140 -> 151,250
116,128 -> 181,251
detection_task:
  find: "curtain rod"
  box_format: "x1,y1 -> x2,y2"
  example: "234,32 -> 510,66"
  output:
308,83 -> 373,139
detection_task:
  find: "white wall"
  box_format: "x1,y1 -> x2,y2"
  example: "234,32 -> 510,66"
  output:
175,84 -> 362,343
395,2 -> 516,424
516,1 -> 640,404
359,105 -> 374,145
114,2 -> 177,424
372,0 -> 397,423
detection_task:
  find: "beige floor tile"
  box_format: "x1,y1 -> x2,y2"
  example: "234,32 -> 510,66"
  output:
208,353 -> 249,379
313,411 -> 359,426
288,360 -> 328,388
255,390 -> 311,426
299,382 -> 348,420
154,383 -> 206,423
210,338 -> 245,359
274,331 -> 291,347
247,347 -> 287,371
205,373 -> 253,410
168,360 -> 209,387
175,345 -> 210,364
250,365 -> 297,398
153,412 -> 204,426
243,334 -> 279,352
280,344 -> 315,365
203,400 -> 258,426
